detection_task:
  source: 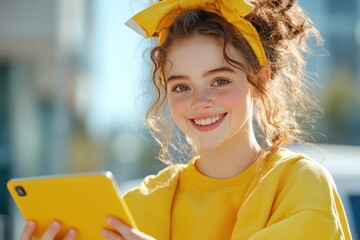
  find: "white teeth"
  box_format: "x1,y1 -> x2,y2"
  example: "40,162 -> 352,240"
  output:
194,115 -> 222,126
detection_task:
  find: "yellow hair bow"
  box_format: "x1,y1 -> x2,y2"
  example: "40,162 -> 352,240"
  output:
125,0 -> 267,66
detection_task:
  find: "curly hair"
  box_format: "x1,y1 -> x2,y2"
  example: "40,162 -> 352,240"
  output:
145,0 -> 322,164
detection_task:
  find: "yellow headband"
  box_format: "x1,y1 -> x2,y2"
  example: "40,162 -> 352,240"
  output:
125,0 -> 267,66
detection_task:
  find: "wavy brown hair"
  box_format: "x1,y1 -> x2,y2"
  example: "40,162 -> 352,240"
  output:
145,0 -> 322,164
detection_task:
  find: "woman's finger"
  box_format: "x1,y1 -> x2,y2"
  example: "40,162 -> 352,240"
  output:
107,217 -> 129,236
62,228 -> 78,240
19,221 -> 36,240
101,229 -> 125,240
106,216 -> 155,240
39,220 -> 62,240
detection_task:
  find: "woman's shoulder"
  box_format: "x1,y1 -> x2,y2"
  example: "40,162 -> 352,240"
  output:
124,162 -> 188,197
248,148 -> 340,216
271,147 -> 331,171
261,147 -> 336,191
141,163 -> 187,189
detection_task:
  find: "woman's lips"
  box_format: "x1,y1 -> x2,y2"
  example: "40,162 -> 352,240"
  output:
190,113 -> 227,132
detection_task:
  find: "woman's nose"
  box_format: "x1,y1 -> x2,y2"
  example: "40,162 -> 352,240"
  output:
191,89 -> 214,110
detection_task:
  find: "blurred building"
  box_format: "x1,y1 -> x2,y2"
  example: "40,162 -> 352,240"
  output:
302,0 -> 360,144
0,1 -> 160,238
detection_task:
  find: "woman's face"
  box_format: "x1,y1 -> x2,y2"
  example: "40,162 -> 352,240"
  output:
165,35 -> 254,150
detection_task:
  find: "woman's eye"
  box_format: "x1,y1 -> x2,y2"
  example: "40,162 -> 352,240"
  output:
213,79 -> 229,86
172,85 -> 190,92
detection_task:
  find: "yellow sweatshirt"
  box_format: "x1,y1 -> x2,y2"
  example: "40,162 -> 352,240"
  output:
124,149 -> 352,239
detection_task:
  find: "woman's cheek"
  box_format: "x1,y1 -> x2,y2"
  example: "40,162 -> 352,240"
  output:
218,87 -> 251,109
169,97 -> 189,124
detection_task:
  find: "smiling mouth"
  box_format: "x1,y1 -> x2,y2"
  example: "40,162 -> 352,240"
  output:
192,114 -> 225,126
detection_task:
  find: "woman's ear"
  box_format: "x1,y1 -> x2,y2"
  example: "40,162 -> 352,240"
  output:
259,64 -> 271,80
251,64 -> 271,99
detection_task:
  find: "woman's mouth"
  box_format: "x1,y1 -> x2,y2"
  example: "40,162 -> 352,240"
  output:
193,115 -> 223,126
190,113 -> 226,131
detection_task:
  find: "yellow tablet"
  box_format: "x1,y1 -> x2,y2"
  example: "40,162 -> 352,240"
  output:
7,171 -> 137,239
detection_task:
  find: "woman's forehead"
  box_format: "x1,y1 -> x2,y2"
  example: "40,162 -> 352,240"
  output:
164,35 -> 245,75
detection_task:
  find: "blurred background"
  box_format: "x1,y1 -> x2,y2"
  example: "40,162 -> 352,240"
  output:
0,0 -> 359,239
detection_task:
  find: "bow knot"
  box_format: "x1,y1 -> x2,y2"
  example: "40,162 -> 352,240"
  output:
125,0 -> 268,66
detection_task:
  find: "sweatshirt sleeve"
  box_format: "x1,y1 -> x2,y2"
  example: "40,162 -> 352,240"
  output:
249,158 -> 352,240
232,156 -> 352,240
248,210 -> 348,240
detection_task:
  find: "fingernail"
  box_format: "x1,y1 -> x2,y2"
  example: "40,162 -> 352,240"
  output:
101,229 -> 109,237
27,221 -> 36,228
107,217 -> 115,224
68,228 -> 77,236
51,220 -> 61,228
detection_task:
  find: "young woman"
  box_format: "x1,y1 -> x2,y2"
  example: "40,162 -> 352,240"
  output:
20,0 -> 352,239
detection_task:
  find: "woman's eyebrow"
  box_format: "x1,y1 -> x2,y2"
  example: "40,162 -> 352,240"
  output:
166,74 -> 189,82
166,67 -> 235,82
203,67 -> 235,77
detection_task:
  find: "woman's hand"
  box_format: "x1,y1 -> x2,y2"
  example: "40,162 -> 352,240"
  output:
102,216 -> 155,240
19,220 -> 77,240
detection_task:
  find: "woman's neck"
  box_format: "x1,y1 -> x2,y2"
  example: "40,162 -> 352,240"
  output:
195,126 -> 262,179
